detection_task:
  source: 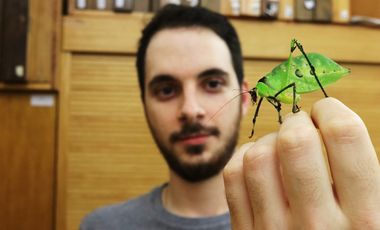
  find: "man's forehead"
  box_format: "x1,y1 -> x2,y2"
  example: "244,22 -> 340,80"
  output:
145,29 -> 234,80
146,27 -> 228,56
145,27 -> 232,77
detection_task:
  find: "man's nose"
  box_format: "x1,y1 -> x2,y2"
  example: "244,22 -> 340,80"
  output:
177,92 -> 205,123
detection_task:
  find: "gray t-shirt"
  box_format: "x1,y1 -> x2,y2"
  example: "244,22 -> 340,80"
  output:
80,184 -> 231,230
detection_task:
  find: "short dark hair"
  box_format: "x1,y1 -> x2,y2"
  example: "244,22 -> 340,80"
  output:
136,4 -> 244,100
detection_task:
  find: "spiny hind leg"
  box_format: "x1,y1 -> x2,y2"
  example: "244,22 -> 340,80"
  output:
249,97 -> 264,138
292,39 -> 328,98
274,82 -> 300,114
267,96 -> 283,124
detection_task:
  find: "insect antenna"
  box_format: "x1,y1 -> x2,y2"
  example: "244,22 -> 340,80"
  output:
207,89 -> 249,123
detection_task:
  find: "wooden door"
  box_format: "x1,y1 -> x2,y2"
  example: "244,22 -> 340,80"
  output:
0,92 -> 56,230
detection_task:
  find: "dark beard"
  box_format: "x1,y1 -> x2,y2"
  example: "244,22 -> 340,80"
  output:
147,116 -> 241,183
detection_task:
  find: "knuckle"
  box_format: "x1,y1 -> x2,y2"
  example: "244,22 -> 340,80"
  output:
253,218 -> 287,230
292,167 -> 326,203
223,164 -> 243,185
243,144 -> 275,178
224,146 -> 249,184
350,157 -> 378,183
302,220 -> 333,230
302,220 -> 348,230
244,144 -> 272,167
324,114 -> 366,144
294,209 -> 349,230
277,125 -> 316,157
351,210 -> 380,230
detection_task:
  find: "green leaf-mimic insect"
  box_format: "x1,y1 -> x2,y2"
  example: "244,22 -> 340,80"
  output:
248,39 -> 350,138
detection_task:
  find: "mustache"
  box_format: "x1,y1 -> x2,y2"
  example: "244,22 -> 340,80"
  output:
170,123 -> 220,143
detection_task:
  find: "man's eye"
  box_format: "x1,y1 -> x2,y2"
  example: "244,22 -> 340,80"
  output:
205,79 -> 224,91
154,85 -> 176,99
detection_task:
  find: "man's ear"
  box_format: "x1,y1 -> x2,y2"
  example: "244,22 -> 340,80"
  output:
241,81 -> 250,117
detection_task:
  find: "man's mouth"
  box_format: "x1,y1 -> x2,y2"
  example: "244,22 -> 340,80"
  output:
177,134 -> 210,145
170,123 -> 220,145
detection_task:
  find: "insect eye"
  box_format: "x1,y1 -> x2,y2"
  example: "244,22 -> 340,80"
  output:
295,69 -> 303,78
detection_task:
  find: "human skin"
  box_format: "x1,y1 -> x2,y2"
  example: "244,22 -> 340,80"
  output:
144,27 -> 248,172
224,97 -> 380,229
143,26 -> 249,216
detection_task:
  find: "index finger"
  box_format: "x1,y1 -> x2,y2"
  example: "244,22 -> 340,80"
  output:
311,97 -> 380,213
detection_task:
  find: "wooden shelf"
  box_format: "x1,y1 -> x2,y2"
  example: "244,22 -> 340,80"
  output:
63,13 -> 380,64
0,82 -> 55,91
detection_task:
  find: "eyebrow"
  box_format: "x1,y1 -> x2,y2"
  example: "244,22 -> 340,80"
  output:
148,68 -> 229,89
198,68 -> 229,79
148,74 -> 176,89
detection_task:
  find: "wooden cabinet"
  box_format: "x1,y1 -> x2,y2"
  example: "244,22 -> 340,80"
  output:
0,0 -> 61,229
57,13 -> 380,230
0,0 -> 28,83
0,92 -> 57,230
0,0 -> 61,88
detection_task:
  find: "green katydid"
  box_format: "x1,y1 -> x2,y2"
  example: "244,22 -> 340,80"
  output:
247,38 -> 350,138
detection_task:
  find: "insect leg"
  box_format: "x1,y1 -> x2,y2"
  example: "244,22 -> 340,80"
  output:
249,97 -> 264,138
290,38 -> 297,53
293,39 -> 329,98
274,82 -> 300,113
267,96 -> 283,124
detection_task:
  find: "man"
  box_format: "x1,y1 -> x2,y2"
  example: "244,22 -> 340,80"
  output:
81,4 -> 249,229
81,4 -> 380,230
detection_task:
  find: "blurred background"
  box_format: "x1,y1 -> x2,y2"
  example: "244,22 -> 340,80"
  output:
1,0 -> 379,229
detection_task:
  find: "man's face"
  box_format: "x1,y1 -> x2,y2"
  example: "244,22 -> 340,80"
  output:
144,27 -> 246,182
